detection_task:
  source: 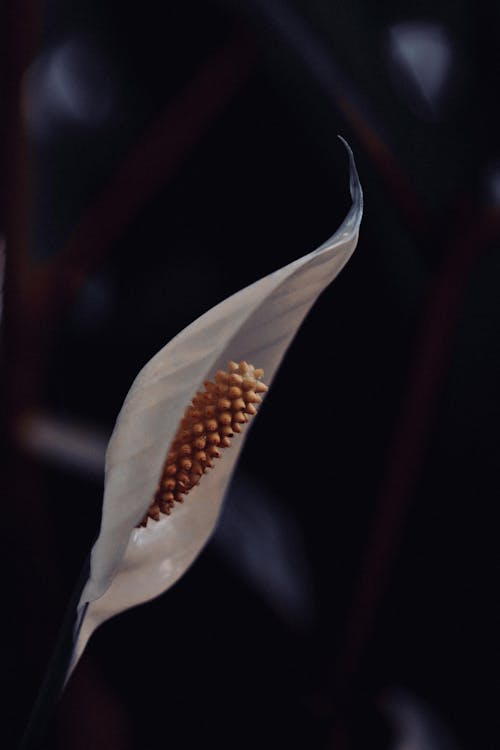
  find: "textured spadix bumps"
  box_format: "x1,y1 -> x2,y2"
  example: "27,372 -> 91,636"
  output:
66,139 -> 363,682
143,361 -> 267,524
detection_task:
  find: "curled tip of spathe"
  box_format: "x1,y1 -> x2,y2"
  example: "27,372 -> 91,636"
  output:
337,135 -> 363,209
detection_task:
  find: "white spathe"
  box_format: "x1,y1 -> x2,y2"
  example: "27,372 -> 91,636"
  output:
68,139 -> 363,680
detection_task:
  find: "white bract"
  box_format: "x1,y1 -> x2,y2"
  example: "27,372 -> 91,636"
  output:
68,140 -> 363,680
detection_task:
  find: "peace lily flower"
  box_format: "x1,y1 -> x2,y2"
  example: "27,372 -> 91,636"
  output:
64,140 -> 362,683
21,140 -> 362,749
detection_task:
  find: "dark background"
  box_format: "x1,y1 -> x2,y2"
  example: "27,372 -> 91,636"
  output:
1,1 -> 498,748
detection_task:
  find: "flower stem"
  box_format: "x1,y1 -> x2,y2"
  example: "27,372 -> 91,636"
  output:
19,555 -> 90,750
